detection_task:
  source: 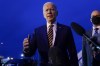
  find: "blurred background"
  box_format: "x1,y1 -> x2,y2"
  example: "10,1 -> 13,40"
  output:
0,0 -> 100,64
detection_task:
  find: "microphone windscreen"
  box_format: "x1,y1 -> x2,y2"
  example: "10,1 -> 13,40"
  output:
71,22 -> 86,36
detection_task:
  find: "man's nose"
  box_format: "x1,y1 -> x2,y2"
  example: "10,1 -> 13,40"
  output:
47,10 -> 52,14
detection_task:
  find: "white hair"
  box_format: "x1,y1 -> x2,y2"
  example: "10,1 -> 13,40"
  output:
43,2 -> 57,11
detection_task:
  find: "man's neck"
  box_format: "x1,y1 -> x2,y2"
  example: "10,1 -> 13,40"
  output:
47,19 -> 56,24
48,22 -> 55,24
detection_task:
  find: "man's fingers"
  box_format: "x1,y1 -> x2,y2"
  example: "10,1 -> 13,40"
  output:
23,38 -> 30,48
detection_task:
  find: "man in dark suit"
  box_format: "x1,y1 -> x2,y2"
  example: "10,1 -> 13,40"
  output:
23,2 -> 78,66
82,10 -> 100,66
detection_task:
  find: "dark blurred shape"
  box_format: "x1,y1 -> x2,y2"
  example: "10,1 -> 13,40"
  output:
2,58 -> 37,66
71,22 -> 85,36
71,22 -> 100,50
0,56 -> 3,66
92,16 -> 100,25
48,47 -> 69,66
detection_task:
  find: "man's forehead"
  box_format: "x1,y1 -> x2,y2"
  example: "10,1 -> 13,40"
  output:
91,11 -> 100,16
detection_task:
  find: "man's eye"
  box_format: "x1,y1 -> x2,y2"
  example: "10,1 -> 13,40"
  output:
46,9 -> 48,11
51,9 -> 56,12
51,9 -> 54,11
45,9 -> 55,12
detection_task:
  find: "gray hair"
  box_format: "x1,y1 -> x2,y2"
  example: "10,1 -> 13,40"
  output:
43,2 -> 57,11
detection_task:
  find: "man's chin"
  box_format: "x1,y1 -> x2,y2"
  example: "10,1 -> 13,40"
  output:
47,18 -> 55,21
47,21 -> 55,24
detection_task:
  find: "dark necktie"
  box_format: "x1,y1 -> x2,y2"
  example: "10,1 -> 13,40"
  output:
48,24 -> 53,47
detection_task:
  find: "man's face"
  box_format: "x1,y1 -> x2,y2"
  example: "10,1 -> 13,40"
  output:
91,11 -> 100,25
43,3 -> 58,23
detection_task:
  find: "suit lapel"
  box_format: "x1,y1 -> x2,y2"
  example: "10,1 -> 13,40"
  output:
54,23 -> 62,46
42,25 -> 49,48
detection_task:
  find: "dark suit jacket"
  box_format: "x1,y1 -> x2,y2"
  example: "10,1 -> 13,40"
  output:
24,23 -> 78,66
82,30 -> 93,66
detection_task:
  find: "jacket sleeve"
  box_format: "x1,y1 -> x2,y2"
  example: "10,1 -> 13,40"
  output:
67,28 -> 79,66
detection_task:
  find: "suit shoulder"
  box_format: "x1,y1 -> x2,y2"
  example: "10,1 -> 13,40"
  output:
58,23 -> 71,30
86,29 -> 92,33
35,25 -> 46,30
86,29 -> 92,36
32,25 -> 46,35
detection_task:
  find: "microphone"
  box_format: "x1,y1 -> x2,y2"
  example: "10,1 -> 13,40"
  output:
71,22 -> 100,50
71,22 -> 85,36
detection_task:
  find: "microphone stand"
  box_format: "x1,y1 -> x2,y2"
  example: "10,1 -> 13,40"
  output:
83,34 -> 100,50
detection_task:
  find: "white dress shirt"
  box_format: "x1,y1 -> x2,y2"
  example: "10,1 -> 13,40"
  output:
92,25 -> 100,36
47,21 -> 57,47
92,25 -> 100,44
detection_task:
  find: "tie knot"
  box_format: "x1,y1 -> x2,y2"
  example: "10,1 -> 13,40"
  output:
94,28 -> 99,34
95,28 -> 99,31
49,24 -> 54,28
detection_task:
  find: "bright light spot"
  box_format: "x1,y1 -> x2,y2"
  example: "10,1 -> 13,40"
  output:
10,57 -> 13,60
7,57 -> 10,60
21,53 -> 24,57
1,42 -> 3,44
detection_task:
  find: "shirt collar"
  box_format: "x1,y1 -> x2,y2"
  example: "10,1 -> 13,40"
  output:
93,25 -> 100,30
47,21 -> 57,28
